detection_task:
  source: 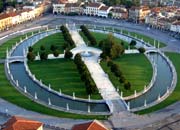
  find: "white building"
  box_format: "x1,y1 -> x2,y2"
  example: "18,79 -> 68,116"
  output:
170,21 -> 180,33
53,3 -> 65,14
84,3 -> 104,16
98,6 -> 112,18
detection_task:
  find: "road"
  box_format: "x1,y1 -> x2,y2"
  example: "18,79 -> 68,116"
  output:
1,14 -> 180,53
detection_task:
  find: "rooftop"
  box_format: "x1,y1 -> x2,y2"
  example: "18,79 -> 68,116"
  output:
2,116 -> 43,130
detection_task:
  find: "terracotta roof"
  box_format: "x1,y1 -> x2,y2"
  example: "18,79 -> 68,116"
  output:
99,6 -> 109,11
2,116 -> 43,130
111,8 -> 127,13
88,3 -> 102,8
8,12 -> 18,17
72,120 -> 108,130
65,3 -> 79,7
172,21 -> 180,25
0,13 -> 11,20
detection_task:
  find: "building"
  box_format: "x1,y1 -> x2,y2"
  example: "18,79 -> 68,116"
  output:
1,116 -> 43,130
170,21 -> 180,33
110,6 -> 128,19
98,6 -> 112,18
53,3 -> 66,14
65,3 -> 82,14
83,2 -> 104,16
129,6 -> 150,23
0,13 -> 12,31
72,120 -> 109,130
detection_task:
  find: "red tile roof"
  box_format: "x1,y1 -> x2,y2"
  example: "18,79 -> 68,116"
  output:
0,13 -> 11,20
72,120 -> 108,130
2,116 -> 43,130
99,6 -> 109,11
88,3 -> 102,8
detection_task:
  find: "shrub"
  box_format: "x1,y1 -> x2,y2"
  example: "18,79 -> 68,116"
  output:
114,69 -> 122,77
64,50 -> 73,59
40,52 -> 48,60
74,53 -> 82,64
138,47 -> 146,53
110,63 -> 119,73
100,52 -> 106,59
119,75 -> 126,83
27,52 -> 35,61
50,45 -> 57,51
40,45 -> 45,51
107,60 -> 113,67
124,81 -> 131,90
130,40 -> 137,46
80,25 -> 97,46
28,46 -> 33,52
53,50 -> 59,57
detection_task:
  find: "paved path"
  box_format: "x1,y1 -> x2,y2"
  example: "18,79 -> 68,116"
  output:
0,98 -> 88,129
68,25 -> 127,112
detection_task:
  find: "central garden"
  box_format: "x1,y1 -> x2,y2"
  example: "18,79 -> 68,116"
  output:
27,25 -> 152,99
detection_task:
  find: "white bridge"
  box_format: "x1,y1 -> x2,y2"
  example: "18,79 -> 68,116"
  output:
7,56 -> 25,63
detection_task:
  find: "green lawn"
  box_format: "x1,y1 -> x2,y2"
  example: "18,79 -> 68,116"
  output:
0,31 -> 39,59
32,33 -> 65,54
101,54 -> 152,97
0,64 -> 106,119
86,25 -> 165,48
79,31 -> 129,49
28,59 -> 101,99
136,52 -> 180,114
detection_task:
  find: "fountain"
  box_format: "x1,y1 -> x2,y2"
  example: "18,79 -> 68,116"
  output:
80,51 -> 93,57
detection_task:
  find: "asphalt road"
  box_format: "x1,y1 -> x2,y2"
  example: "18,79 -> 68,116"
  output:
1,14 -> 180,53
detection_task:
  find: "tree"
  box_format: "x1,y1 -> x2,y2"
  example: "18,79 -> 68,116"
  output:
50,45 -> 57,51
0,0 -> 3,12
40,52 -> 48,60
110,44 -> 124,59
40,45 -> 45,51
124,81 -> 131,90
138,47 -> 146,53
53,50 -> 59,57
100,33 -> 124,59
100,52 -> 107,59
107,60 -> 113,67
74,53 -> 82,64
110,63 -> 119,73
27,52 -> 35,61
108,13 -> 112,18
130,40 -> 137,47
64,50 -> 73,59
28,46 -> 33,52
119,75 -> 126,83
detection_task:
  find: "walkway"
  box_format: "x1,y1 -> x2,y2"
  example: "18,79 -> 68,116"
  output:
68,25 -> 127,112
0,98 -> 88,129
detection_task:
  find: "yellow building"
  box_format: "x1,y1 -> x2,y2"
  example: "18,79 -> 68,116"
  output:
0,13 -> 12,31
